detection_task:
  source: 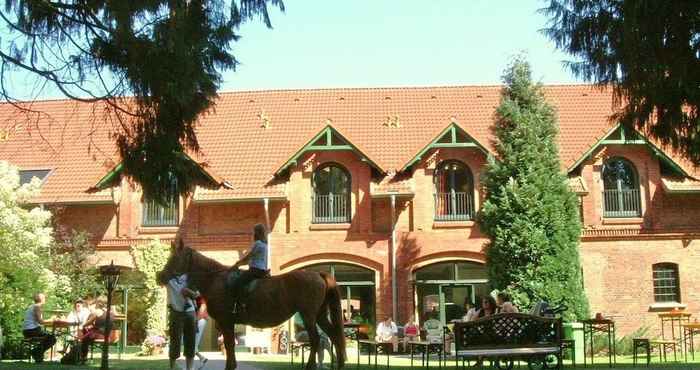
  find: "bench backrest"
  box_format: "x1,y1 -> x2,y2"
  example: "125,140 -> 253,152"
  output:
453,313 -> 562,350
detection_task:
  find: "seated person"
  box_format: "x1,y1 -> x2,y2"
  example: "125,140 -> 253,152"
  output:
66,299 -> 91,337
22,293 -> 57,363
374,316 -> 398,352
402,316 -> 420,349
496,292 -> 518,313
293,313 -> 334,369
476,296 -> 497,318
462,299 -> 479,322
79,300 -> 118,363
231,224 -> 269,312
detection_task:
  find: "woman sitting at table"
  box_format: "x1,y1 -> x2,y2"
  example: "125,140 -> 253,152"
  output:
78,300 -> 118,363
462,298 -> 479,322
402,316 -> 420,350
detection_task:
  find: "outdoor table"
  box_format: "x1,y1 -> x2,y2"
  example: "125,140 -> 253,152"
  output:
408,340 -> 443,369
46,319 -> 79,361
683,322 -> 700,362
659,311 -> 691,341
582,318 -> 616,368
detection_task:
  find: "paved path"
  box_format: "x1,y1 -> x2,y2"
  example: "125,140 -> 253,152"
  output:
177,352 -> 264,370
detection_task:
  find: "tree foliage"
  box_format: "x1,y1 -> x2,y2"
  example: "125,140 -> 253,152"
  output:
479,58 -> 588,321
0,0 -> 284,203
130,239 -> 171,349
48,230 -> 103,310
542,0 -> 700,164
0,161 -> 54,356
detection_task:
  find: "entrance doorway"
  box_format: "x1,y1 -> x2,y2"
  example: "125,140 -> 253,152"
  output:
302,263 -> 376,325
414,261 -> 488,325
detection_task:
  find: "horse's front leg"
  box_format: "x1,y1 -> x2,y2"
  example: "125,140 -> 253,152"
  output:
222,328 -> 238,370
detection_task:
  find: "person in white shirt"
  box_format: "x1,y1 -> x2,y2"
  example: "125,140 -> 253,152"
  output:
375,316 -> 398,352
66,299 -> 91,336
166,273 -> 198,370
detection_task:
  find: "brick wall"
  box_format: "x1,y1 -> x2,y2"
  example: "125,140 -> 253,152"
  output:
48,143 -> 700,336
581,238 -> 700,335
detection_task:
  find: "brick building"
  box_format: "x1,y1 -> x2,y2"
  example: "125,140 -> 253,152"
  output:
2,85 -> 700,340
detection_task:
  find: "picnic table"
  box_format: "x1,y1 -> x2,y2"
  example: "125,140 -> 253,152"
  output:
683,322 -> 700,362
582,318 -> 616,368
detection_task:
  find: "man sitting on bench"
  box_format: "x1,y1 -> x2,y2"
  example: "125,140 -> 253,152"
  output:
375,316 -> 398,353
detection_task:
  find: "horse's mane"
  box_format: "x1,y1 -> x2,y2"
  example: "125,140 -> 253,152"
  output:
189,247 -> 229,272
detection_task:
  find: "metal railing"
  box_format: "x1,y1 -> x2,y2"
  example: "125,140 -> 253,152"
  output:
603,189 -> 641,218
434,192 -> 474,221
142,199 -> 179,226
312,193 -> 350,223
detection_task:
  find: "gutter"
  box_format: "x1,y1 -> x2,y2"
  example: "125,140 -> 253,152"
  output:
390,194 -> 398,321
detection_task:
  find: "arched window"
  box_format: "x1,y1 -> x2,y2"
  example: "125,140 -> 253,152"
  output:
312,164 -> 351,223
602,157 -> 642,217
653,263 -> 681,303
434,160 -> 474,221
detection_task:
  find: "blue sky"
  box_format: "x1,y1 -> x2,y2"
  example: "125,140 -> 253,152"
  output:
221,0 -> 581,91
6,1 -> 582,99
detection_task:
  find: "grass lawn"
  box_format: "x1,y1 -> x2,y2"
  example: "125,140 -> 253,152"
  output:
2,347 -> 699,370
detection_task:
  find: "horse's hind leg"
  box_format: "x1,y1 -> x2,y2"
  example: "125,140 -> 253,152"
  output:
222,328 -> 238,370
302,313 -> 321,370
317,314 -> 337,366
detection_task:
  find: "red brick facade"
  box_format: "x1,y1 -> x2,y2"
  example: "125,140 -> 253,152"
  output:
3,86 -> 700,338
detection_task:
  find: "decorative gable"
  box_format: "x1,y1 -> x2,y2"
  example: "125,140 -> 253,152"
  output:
401,122 -> 488,171
275,125 -> 384,176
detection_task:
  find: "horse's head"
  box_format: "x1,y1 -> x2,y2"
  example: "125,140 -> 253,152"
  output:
156,238 -> 193,286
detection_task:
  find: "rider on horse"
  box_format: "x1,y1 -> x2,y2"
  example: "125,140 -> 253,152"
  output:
230,223 -> 269,313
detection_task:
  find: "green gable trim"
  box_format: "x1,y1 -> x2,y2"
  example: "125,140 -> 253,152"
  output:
92,153 -> 221,191
567,124 -> 688,177
275,125 -> 383,176
401,123 -> 488,172
93,162 -> 123,190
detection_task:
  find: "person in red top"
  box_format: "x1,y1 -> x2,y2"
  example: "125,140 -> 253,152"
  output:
194,296 -> 208,366
402,315 -> 420,351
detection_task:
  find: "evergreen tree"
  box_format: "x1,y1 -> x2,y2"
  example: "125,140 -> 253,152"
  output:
542,0 -> 700,165
479,58 -> 588,321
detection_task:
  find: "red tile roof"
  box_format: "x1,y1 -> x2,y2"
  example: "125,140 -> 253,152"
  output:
1,85 -> 698,202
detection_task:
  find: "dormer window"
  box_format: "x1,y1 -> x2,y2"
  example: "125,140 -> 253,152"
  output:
602,157 -> 642,218
312,163 -> 351,224
19,169 -> 51,185
434,160 -> 474,221
142,177 -> 179,227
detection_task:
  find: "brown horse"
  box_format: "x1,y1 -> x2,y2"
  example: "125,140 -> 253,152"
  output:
157,241 -> 346,370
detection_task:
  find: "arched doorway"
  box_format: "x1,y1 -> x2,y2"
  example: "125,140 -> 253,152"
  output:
302,263 -> 376,325
413,261 -> 488,325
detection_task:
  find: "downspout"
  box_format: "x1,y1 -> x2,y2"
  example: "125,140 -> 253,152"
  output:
263,198 -> 271,268
390,194 -> 398,321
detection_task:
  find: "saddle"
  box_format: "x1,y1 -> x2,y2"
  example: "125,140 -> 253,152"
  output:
225,268 -> 270,298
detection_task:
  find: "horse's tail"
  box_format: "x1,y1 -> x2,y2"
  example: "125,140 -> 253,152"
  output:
320,271 -> 346,368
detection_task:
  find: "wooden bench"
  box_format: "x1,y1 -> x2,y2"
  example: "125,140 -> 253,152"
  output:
453,313 -> 563,370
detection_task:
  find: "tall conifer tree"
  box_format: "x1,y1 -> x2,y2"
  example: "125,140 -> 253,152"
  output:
479,58 -> 588,320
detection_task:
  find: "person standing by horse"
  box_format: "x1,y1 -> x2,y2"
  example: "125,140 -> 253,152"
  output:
166,271 -> 198,370
230,223 -> 269,312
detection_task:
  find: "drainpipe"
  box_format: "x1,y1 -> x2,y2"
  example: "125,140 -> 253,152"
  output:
263,198 -> 271,268
390,194 -> 398,321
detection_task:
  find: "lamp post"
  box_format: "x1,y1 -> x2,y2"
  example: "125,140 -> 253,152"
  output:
99,261 -> 122,370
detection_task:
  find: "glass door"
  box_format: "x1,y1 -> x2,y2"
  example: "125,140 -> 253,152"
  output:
439,284 -> 473,323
